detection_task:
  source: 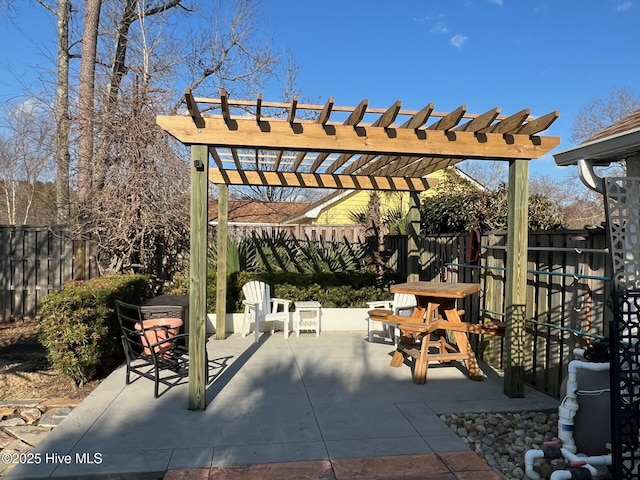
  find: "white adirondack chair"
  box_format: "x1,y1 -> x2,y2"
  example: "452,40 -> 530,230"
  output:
241,281 -> 292,343
366,293 -> 417,346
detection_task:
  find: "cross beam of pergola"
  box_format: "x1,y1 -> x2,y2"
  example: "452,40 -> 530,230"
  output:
157,89 -> 560,410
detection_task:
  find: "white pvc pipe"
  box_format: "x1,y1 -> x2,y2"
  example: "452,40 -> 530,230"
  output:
523,449 -> 545,479
561,449 -> 611,467
577,158 -> 605,193
526,351 -> 611,479
550,470 -> 574,480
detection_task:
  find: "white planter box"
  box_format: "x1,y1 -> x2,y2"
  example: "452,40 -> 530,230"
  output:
206,307 -> 371,334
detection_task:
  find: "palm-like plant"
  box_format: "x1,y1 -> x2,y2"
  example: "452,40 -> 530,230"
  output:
208,230 -> 369,274
249,231 -> 300,273
382,206 -> 410,235
208,236 -> 258,273
292,236 -> 368,273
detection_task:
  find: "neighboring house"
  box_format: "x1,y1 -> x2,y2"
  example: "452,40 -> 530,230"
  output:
206,167 -> 483,241
283,166 -> 484,227
208,199 -> 311,239
208,199 -> 310,225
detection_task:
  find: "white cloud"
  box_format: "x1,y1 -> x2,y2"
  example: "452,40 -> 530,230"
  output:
429,22 -> 449,34
412,15 -> 431,23
616,1 -> 632,11
533,4 -> 550,14
488,0 -> 503,5
450,34 -> 468,49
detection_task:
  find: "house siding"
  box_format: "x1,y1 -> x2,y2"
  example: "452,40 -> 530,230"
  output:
313,170 -> 448,225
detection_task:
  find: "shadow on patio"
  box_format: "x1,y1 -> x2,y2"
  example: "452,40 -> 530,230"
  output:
4,331 -> 559,479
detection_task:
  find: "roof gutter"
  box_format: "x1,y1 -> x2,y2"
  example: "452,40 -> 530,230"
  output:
553,127 -> 640,194
553,127 -> 640,167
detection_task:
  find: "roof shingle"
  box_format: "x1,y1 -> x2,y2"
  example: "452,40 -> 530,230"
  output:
208,200 -> 310,224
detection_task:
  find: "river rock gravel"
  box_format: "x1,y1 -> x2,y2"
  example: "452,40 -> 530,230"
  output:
440,410 -> 570,480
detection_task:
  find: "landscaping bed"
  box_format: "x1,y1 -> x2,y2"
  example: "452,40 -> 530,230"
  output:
0,320 -> 101,401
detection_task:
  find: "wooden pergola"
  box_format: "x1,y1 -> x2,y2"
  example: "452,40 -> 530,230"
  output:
157,89 -> 560,410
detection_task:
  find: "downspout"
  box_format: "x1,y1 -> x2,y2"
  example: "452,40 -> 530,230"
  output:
577,159 -> 605,194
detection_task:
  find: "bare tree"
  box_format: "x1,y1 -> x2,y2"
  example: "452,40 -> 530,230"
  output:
88,91 -> 190,277
571,85 -> 640,143
31,0 -> 75,223
0,102 -> 56,225
55,0 -> 72,224
77,0 -> 102,211
179,0 -> 279,105
86,1 -> 192,276
529,174 -> 604,229
93,0 -> 190,192
9,0 -> 299,278
458,160 -> 508,191
84,0 -> 290,277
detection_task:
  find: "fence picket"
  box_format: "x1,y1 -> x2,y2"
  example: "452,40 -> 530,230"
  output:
0,226 -> 96,321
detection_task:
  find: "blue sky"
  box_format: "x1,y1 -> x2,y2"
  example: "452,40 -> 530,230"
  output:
1,1 -> 639,180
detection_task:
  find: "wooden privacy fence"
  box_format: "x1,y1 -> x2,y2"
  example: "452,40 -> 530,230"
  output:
385,229 -> 612,399
211,223 -> 366,242
0,226 -> 98,322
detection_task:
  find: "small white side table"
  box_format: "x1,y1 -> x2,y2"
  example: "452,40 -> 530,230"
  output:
294,301 -> 321,337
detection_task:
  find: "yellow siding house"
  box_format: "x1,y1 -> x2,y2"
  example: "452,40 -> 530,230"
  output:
284,167 -> 482,226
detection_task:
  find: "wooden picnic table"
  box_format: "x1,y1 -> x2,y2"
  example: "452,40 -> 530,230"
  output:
370,281 -> 503,385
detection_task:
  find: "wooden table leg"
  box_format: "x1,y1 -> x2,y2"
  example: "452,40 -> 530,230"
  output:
411,334 -> 429,384
390,304 -> 427,369
443,305 -> 483,380
390,349 -> 405,367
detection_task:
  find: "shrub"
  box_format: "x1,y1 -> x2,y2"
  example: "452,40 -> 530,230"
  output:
163,270 -> 241,312
274,283 -> 390,308
165,269 -> 397,312
38,274 -> 151,385
236,270 -> 391,309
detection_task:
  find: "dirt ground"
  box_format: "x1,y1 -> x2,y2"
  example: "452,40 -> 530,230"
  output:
0,320 -> 101,401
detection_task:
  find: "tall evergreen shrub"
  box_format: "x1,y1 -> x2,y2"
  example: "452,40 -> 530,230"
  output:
38,274 -> 151,384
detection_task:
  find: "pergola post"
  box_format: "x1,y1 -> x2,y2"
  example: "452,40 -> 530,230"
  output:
407,192 -> 421,282
503,158 -> 529,398
215,184 -> 228,339
188,145 -> 208,410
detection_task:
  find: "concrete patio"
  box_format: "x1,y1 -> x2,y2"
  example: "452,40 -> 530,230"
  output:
5,331 -> 559,479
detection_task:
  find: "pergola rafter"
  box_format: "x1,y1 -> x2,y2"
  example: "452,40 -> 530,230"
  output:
157,90 -> 559,192
156,89 -> 561,411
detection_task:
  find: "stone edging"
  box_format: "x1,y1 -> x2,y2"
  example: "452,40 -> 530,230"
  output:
0,398 -> 82,477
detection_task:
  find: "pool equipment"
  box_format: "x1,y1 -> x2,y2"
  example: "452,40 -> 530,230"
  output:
524,347 -> 611,479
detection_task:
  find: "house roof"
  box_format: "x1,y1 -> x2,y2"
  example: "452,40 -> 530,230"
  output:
208,199 -> 310,224
554,109 -> 640,166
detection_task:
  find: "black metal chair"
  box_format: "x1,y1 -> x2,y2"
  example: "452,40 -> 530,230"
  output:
115,300 -> 207,398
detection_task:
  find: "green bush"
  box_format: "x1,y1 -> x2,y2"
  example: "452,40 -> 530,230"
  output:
165,269 -> 396,312
274,283 -> 390,308
234,270 -> 391,309
163,270 -> 241,312
38,274 -> 151,385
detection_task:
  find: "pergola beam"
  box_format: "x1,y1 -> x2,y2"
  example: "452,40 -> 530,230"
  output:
157,116 -> 560,160
208,168 -> 438,191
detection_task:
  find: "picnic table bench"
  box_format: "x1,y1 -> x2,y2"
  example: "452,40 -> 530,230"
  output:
369,281 -> 504,384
